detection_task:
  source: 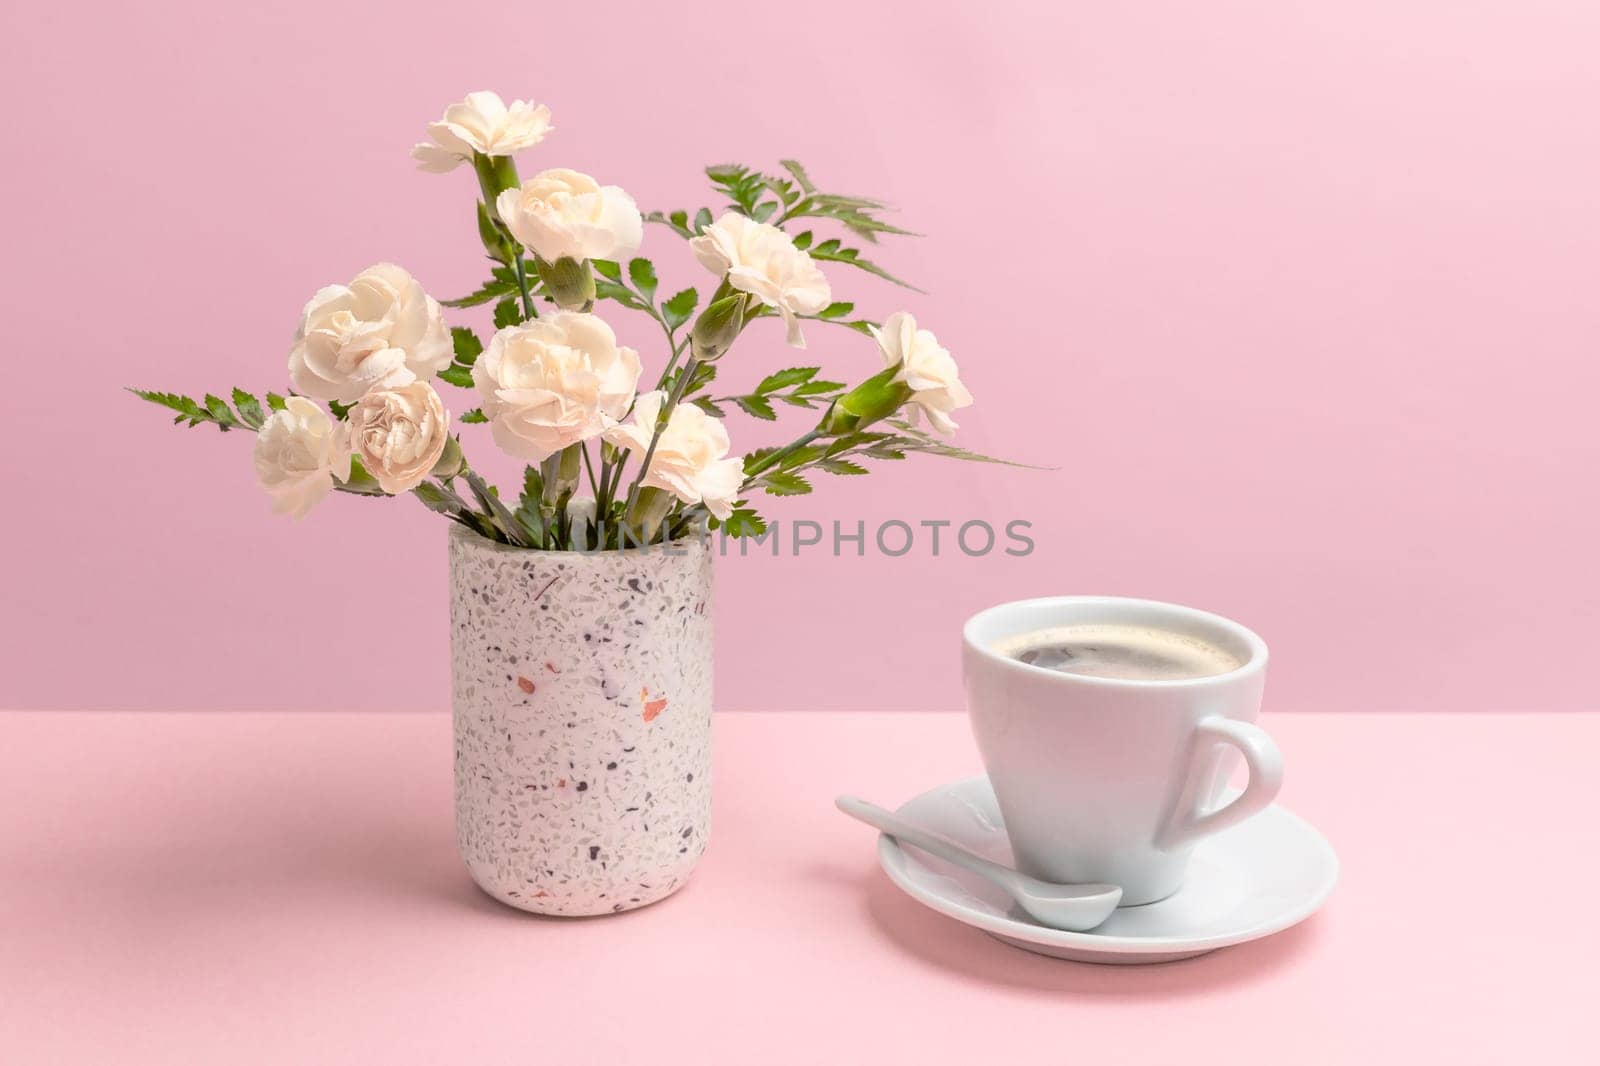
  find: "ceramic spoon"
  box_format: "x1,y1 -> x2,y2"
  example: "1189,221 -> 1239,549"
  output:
835,795 -> 1123,932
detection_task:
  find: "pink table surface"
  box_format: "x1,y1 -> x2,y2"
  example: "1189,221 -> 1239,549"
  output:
1,710 -> 1592,1064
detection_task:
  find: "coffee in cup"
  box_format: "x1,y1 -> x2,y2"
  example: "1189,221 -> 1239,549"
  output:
993,623 -> 1242,681
963,597 -> 1282,906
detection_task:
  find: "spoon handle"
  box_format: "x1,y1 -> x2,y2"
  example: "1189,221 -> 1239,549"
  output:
835,795 -> 1022,888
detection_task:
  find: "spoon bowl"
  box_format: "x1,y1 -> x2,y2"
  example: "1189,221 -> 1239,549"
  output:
836,795 -> 1122,931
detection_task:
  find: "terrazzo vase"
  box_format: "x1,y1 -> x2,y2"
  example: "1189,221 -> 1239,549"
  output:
447,524 -> 714,915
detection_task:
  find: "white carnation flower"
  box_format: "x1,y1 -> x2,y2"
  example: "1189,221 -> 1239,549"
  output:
252,397 -> 351,519
689,212 -> 831,348
286,263 -> 452,404
603,391 -> 744,519
496,169 -> 642,263
411,91 -> 553,173
472,312 -> 641,463
347,381 -> 451,494
873,311 -> 972,434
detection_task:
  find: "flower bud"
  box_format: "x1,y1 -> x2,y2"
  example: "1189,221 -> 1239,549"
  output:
536,255 -> 596,311
476,202 -> 516,265
690,293 -> 748,362
819,367 -> 911,435
429,434 -> 465,480
624,486 -> 674,544
541,443 -> 582,505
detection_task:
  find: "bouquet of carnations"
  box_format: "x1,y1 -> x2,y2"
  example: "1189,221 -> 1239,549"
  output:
134,91 -> 1003,549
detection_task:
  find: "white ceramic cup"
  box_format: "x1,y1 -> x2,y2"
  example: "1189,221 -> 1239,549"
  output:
962,596 -> 1282,906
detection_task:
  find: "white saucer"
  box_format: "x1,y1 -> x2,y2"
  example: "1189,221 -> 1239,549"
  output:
876,776 -> 1338,964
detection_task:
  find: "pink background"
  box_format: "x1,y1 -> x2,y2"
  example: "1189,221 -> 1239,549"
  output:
3,1 -> 1596,714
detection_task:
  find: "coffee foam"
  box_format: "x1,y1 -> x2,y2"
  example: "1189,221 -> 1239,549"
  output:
993,623 -> 1242,681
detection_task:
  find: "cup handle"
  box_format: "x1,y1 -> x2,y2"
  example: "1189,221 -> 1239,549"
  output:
1156,716 -> 1284,851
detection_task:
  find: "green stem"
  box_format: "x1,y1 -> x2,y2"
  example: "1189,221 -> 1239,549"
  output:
652,335 -> 691,393
602,452 -> 630,517
580,443 -> 600,497
624,356 -> 700,516
743,429 -> 822,483
512,254 -> 537,320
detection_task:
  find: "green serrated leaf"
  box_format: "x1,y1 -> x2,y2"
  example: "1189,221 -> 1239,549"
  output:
627,258 -> 658,304
761,471 -> 813,496
519,465 -> 544,512
493,297 -> 522,329
229,388 -> 264,429
759,175 -> 798,205
791,230 -> 813,250
130,388 -> 207,425
734,395 -> 777,421
716,505 -> 768,538
819,457 -> 869,476
413,482 -> 457,514
591,259 -> 623,282
438,364 -> 474,388
662,287 -> 698,331
328,399 -> 354,421
690,397 -> 727,418
794,379 -> 846,396
707,163 -> 748,184
513,508 -> 546,546
203,394 -> 242,430
265,392 -> 287,412
642,213 -> 693,238
809,192 -> 892,211
451,327 -> 483,364
883,422 -> 1042,468
443,277 -> 518,308
755,367 -> 819,394
665,360 -> 717,398
779,159 -> 816,194
752,201 -> 779,222
806,243 -> 923,291
459,408 -> 488,424
836,215 -> 917,240
817,302 -> 855,319
693,207 -> 713,233
742,448 -> 779,474
594,278 -> 646,310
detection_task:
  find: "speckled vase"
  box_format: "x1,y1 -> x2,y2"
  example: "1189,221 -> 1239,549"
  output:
447,524 -> 713,915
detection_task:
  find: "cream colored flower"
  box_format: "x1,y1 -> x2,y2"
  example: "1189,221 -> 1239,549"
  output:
411,91 -> 553,173
472,312 -> 641,463
603,391 -> 744,519
252,397 -> 351,519
347,381 -> 451,494
689,212 -> 831,348
873,311 -> 972,434
286,263 -> 453,404
495,169 -> 642,263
